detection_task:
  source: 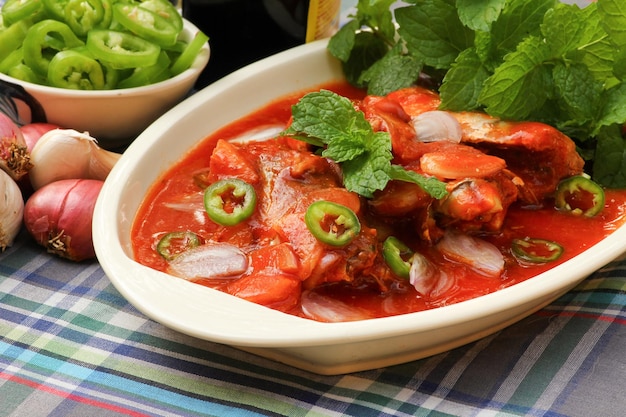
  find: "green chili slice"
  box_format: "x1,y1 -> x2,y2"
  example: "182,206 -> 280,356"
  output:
382,236 -> 413,279
554,175 -> 605,217
23,19 -> 85,76
138,0 -> 183,32
511,237 -> 563,263
42,0 -> 71,21
64,0 -> 106,37
157,231 -> 201,261
305,200 -> 361,247
169,31 -> 208,76
1,0 -> 45,25
86,29 -> 160,69
0,20 -> 28,64
204,178 -> 257,226
47,49 -> 105,90
112,3 -> 178,47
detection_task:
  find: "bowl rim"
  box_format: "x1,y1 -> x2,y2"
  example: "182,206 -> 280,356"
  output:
94,39 -> 626,349
0,17 -> 210,97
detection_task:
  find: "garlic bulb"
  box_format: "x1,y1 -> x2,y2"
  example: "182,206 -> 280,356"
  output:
28,129 -> 121,190
411,110 -> 463,143
0,168 -> 24,250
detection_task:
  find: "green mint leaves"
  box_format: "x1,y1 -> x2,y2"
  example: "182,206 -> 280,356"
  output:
282,90 -> 447,199
329,0 -> 626,188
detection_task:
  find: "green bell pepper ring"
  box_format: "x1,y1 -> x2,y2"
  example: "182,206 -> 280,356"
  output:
305,200 -> 361,247
1,0 -> 45,25
382,236 -> 413,279
86,29 -> 160,69
204,178 -> 258,226
139,0 -> 183,32
156,231 -> 201,261
112,3 -> 178,47
0,20 -> 28,64
554,175 -> 605,217
511,237 -> 563,263
23,20 -> 84,76
64,0 -> 106,37
169,30 -> 208,76
47,49 -> 105,90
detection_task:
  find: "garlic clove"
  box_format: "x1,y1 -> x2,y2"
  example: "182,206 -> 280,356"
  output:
0,169 -> 24,250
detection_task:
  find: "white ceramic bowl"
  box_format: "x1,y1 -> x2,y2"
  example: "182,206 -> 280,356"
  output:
0,18 -> 210,149
93,39 -> 626,375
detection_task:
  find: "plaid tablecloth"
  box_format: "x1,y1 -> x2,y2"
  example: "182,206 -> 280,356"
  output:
2,228 -> 626,417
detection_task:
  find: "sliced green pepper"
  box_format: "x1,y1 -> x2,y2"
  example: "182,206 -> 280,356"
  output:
23,20 -> 84,76
117,50 -> 171,89
382,236 -> 413,279
305,200 -> 361,247
511,237 -> 563,263
157,231 -> 201,261
86,29 -> 160,69
554,175 -> 605,217
7,63 -> 43,84
64,0 -> 106,37
204,178 -> 258,226
1,0 -> 45,25
139,0 -> 183,32
169,31 -> 208,76
42,0 -> 71,21
47,49 -> 105,89
112,3 -> 178,47
0,20 -> 28,63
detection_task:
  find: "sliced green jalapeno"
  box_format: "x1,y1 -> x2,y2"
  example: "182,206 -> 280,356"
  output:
86,29 -> 160,69
23,19 -> 84,76
204,178 -> 257,226
511,237 -> 563,263
305,200 -> 361,247
0,20 -> 28,64
42,0 -> 71,21
1,0 -> 45,25
47,49 -> 105,89
117,50 -> 170,88
112,3 -> 178,47
555,175 -> 605,217
157,231 -> 201,261
169,31 -> 209,76
382,236 -> 413,279
139,0 -> 183,32
64,0 -> 106,37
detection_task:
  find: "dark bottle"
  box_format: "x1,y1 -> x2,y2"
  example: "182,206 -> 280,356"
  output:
182,0 -> 341,88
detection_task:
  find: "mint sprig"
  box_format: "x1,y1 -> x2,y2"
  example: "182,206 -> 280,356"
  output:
282,90 -> 447,199
329,0 -> 626,188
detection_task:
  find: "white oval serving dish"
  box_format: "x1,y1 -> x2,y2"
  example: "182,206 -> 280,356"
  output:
93,39 -> 626,375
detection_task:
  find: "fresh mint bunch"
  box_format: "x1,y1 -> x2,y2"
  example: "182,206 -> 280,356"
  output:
282,90 -> 447,199
328,0 -> 626,188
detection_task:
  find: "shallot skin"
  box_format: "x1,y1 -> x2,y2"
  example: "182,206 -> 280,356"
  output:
24,179 -> 103,262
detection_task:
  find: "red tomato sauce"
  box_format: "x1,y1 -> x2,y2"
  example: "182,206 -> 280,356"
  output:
131,81 -> 626,321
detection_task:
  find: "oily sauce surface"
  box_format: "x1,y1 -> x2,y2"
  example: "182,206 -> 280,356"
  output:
131,81 -> 626,320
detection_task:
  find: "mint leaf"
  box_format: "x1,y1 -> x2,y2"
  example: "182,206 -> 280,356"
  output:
389,165 -> 448,199
327,20 -> 360,63
541,3 -> 591,57
439,47 -> 490,110
339,31 -> 389,88
456,0 -> 505,32
597,0 -> 626,46
396,0 -> 473,69
284,90 -> 447,198
593,124 -> 626,187
594,82 -> 626,135
552,62 -> 603,125
359,45 -> 423,96
479,36 -> 552,120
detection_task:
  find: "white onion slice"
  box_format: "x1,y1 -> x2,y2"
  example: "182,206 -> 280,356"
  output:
167,243 -> 248,280
410,111 -> 463,143
228,125 -> 286,144
436,230 -> 504,277
300,290 -> 373,322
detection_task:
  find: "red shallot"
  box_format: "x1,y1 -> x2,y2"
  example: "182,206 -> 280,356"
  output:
29,129 -> 121,190
0,168 -> 24,250
23,179 -> 103,262
0,112 -> 31,180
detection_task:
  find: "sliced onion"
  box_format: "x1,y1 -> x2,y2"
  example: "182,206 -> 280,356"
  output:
228,125 -> 285,144
408,252 -> 451,298
436,230 -> 504,277
166,243 -> 248,280
300,290 -> 373,322
410,111 -> 463,143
